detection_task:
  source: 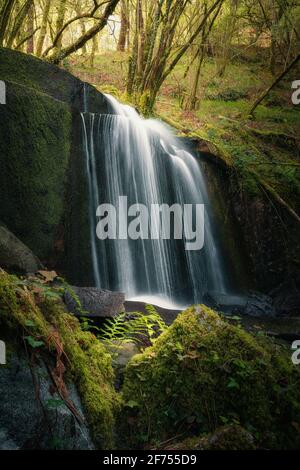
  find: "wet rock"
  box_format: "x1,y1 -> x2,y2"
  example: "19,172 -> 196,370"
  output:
109,341 -> 140,368
0,350 -> 94,450
244,292 -> 277,317
270,274 -> 300,316
0,225 -> 42,274
64,286 -> 125,318
204,291 -> 277,317
125,300 -> 180,325
103,341 -> 140,390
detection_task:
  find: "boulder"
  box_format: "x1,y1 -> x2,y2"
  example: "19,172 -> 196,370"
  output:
119,305 -> 300,449
203,291 -> 277,317
0,350 -> 94,450
0,47 -> 113,281
0,225 -> 42,274
125,300 -> 180,325
270,273 -> 300,316
103,340 -> 140,390
0,270 -> 118,450
64,286 -> 125,318
197,425 -> 255,450
166,425 -> 255,450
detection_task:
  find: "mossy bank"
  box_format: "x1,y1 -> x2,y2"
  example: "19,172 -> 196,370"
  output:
0,270 -> 119,449
1,270 -> 299,450
119,305 -> 300,449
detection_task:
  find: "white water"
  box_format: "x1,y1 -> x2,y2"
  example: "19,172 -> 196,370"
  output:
81,94 -> 227,307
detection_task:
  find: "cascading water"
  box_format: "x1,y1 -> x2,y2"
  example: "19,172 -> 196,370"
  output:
81,94 -> 228,309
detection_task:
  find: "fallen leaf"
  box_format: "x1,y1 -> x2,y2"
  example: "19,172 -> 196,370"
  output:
37,270 -> 58,283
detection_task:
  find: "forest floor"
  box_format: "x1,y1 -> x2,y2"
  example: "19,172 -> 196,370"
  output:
67,49 -> 300,212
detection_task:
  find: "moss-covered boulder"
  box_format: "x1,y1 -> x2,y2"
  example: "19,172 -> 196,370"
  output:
0,48 -> 111,280
120,305 -> 300,449
0,47 -> 110,112
0,224 -> 42,274
0,270 -> 119,449
166,425 -> 255,450
0,82 -> 71,260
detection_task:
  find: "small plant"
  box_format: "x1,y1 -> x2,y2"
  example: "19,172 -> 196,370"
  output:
57,277 -> 100,333
101,305 -> 168,349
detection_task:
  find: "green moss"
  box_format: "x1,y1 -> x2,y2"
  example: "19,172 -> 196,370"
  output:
1,272 -> 300,450
120,305 -> 300,449
0,47 -> 79,104
169,425 -> 256,450
0,48 -> 45,92
0,81 -> 71,259
44,301 -> 121,449
0,271 -> 119,449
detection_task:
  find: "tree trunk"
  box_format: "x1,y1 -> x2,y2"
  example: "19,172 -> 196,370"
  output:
54,0 -> 67,54
127,0 -> 224,115
6,0 -> 34,48
186,51 -> 204,110
249,53 -> 300,116
136,0 -> 145,80
216,0 -> 238,77
89,32 -> 98,67
26,2 -> 34,53
117,0 -> 128,52
36,0 -> 51,56
49,0 -> 121,64
75,6 -> 87,55
0,0 -> 16,46
185,0 -> 222,111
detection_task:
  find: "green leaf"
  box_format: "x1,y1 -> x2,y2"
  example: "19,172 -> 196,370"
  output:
231,315 -> 241,321
25,336 -> 44,348
126,400 -> 140,408
227,377 -> 240,389
43,290 -> 60,300
220,415 -> 229,424
25,319 -> 36,327
45,398 -> 65,409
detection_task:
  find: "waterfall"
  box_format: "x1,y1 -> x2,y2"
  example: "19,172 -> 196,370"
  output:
81,94 -> 227,309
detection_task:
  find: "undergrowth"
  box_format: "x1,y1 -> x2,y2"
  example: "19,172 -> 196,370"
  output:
0,269 -> 119,449
101,304 -> 168,350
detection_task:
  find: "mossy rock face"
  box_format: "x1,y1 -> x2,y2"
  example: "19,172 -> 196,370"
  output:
0,47 -> 112,276
0,47 -> 111,113
120,305 -> 300,449
0,270 -> 119,449
0,81 -> 71,260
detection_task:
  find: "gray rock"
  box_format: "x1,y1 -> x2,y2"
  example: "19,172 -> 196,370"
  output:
0,349 -> 94,450
270,274 -> 300,316
64,286 -> 125,318
204,291 -> 277,317
0,429 -> 18,450
0,225 -> 42,274
108,341 -> 140,368
125,300 -> 180,325
244,292 -> 277,317
102,341 -> 140,390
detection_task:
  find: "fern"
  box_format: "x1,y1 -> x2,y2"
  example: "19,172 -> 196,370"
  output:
101,305 -> 168,349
